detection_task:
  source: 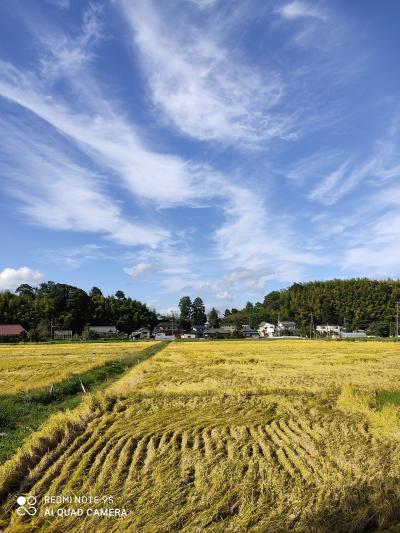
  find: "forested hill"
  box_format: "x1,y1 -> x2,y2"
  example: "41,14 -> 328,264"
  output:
0,282 -> 157,339
223,279 -> 400,336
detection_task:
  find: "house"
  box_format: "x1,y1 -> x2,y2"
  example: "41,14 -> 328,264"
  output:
181,333 -> 197,339
88,325 -> 118,337
0,324 -> 27,338
258,322 -> 275,337
205,326 -> 235,339
131,327 -> 151,339
316,325 -> 343,336
53,330 -> 73,340
340,331 -> 367,339
241,325 -> 259,338
276,321 -> 297,334
155,333 -> 175,340
154,322 -> 182,340
191,324 -> 208,338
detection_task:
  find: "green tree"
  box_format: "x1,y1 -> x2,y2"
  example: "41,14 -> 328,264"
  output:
116,314 -> 135,335
191,297 -> 206,325
115,290 -> 126,300
367,321 -> 390,337
179,296 -> 192,320
208,307 -> 220,328
179,296 -> 192,331
15,284 -> 35,298
89,287 -> 103,297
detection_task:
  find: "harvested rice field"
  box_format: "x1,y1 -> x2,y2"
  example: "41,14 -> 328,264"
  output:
0,342 -> 156,395
1,339 -> 400,532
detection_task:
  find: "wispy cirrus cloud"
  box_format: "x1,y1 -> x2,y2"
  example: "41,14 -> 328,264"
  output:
278,1 -> 326,21
0,116 -> 167,247
307,121 -> 400,205
215,185 -> 323,274
39,2 -> 103,79
120,0 -> 293,146
2,0 -> 394,310
342,211 -> 400,277
40,244 -> 108,269
0,59 -> 212,207
308,160 -> 351,204
0,4 -> 321,301
187,0 -> 219,9
44,0 -> 70,9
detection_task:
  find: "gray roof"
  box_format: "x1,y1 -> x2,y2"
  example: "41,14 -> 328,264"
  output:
207,326 -> 233,334
89,326 -> 117,332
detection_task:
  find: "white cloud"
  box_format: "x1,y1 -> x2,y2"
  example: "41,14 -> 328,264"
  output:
157,306 -> 179,317
120,0 -> 292,145
40,3 -> 103,79
0,267 -> 43,291
0,117 -> 167,248
308,160 -> 351,204
124,262 -> 157,278
0,59 -> 212,207
0,2 -> 350,308
278,1 -> 326,21
341,212 -> 400,277
307,125 -> 400,205
41,244 -> 108,268
44,0 -> 70,8
187,0 -> 219,9
216,290 -> 233,300
215,185 -> 323,275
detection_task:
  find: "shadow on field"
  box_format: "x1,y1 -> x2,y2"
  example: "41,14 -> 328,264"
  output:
303,478 -> 400,533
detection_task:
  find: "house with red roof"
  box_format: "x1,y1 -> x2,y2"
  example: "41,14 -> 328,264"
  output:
0,324 -> 27,338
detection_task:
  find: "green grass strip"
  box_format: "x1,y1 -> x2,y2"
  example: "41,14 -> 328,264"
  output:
0,342 -> 167,463
376,390 -> 400,409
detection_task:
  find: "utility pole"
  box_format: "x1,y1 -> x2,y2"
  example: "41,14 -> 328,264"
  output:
396,302 -> 399,340
309,312 -> 313,339
344,317 -> 347,332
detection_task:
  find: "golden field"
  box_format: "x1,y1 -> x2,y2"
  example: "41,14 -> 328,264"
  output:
0,342 -> 156,395
1,339 -> 400,532
112,338 -> 400,394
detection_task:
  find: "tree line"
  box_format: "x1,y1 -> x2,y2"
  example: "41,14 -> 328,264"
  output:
222,278 -> 400,336
0,282 -> 158,340
2,278 -> 399,341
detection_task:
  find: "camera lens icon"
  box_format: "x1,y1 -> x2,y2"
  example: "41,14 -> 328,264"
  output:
16,495 -> 37,516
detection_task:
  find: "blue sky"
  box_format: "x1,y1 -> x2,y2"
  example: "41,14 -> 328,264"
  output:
0,0 -> 400,314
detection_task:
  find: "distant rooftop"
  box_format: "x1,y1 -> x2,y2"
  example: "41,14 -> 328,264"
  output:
0,324 -> 26,336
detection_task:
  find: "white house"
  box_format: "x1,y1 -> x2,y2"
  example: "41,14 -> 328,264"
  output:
258,322 -> 275,337
131,327 -> 151,339
155,333 -> 175,340
316,325 -> 342,335
54,329 -> 73,340
340,331 -> 367,339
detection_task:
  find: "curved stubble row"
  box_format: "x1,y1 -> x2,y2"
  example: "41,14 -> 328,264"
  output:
3,394 -> 398,532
